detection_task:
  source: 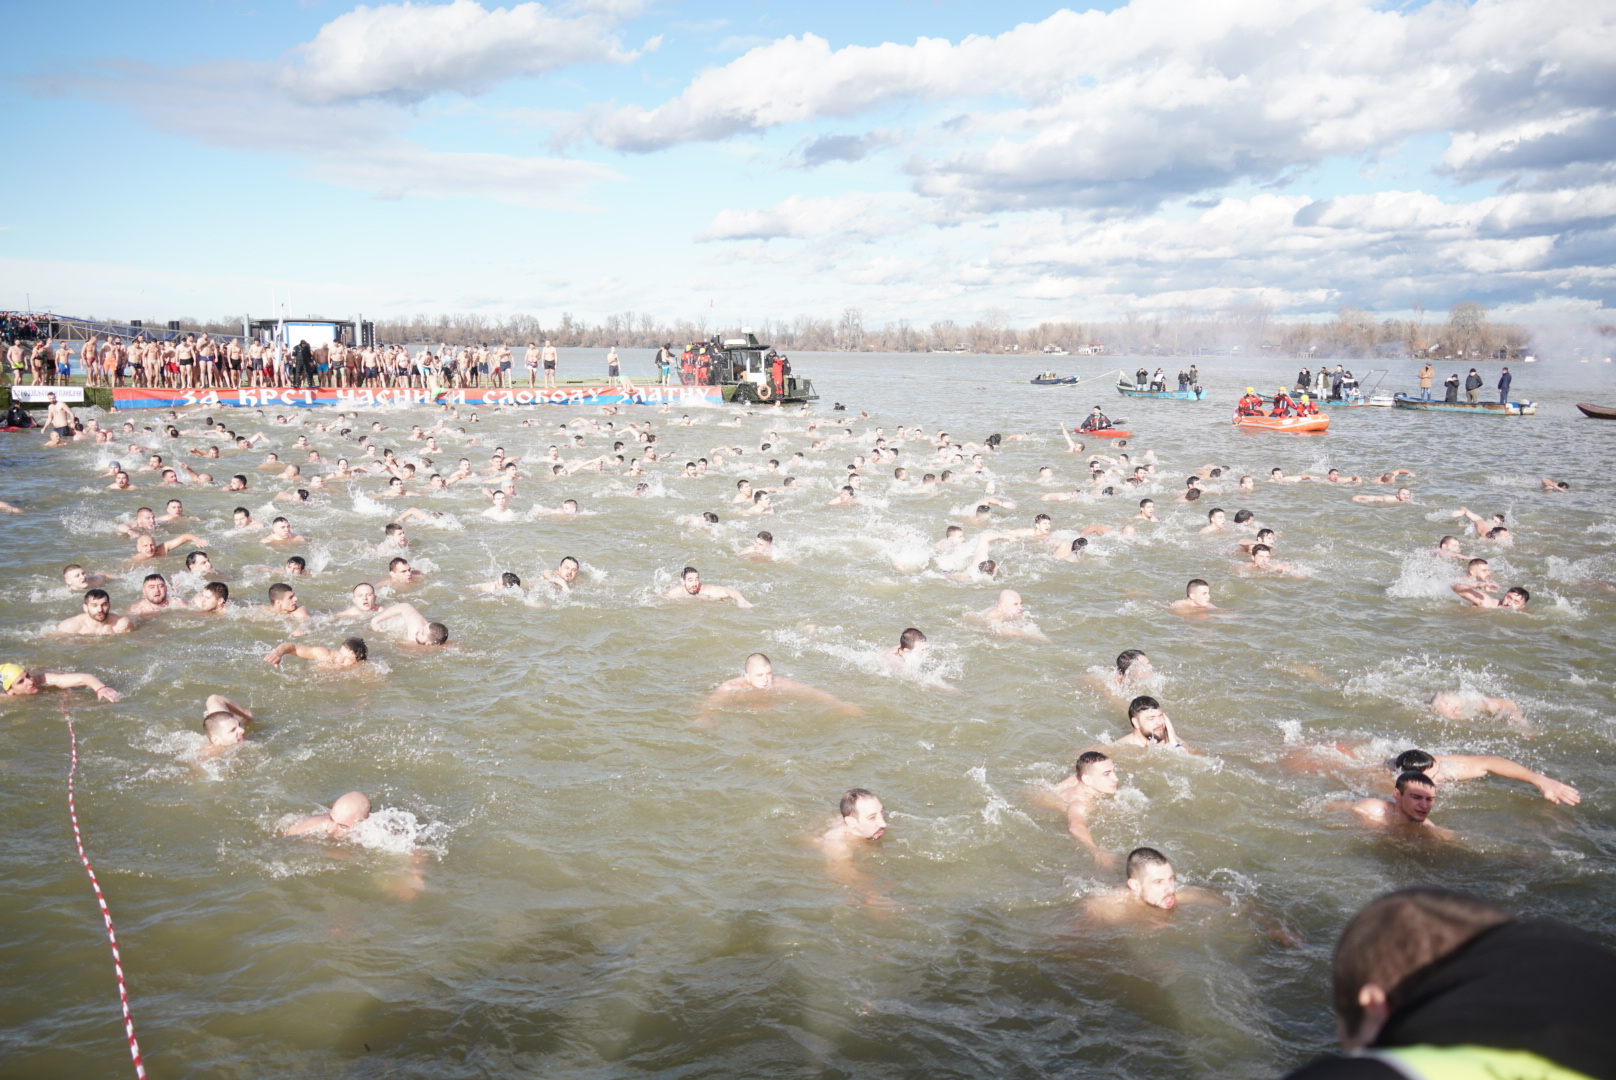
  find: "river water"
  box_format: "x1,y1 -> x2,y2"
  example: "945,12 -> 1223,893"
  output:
2,351 -> 1613,1079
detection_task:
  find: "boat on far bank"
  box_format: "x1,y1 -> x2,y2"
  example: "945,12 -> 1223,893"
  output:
1393,395 -> 1536,416
1576,403 -> 1616,419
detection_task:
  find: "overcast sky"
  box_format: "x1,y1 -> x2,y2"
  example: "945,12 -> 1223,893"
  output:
3,0 -> 1613,328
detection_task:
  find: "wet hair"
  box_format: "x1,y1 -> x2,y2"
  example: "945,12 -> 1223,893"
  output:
1076,750 -> 1110,777
268,583 -> 296,604
1034,513 -> 1051,525
1487,526 -> 1509,539
1233,509 -> 1255,524
1184,488 -> 1201,501
1393,749 -> 1436,773
1186,578 -> 1209,593
342,637 -> 369,661
840,788 -> 878,818
977,559 -> 996,574
143,572 -> 166,586
946,526 -> 964,536
1101,486 -> 1116,496
203,712 -> 240,741
1271,467 -> 1284,476
753,491 -> 768,503
85,587 -> 111,604
755,531 -> 773,543
898,627 -> 927,651
1125,847 -> 1170,881
1116,649 -> 1147,675
1071,537 -> 1087,552
559,556 -> 580,569
1208,508 -> 1224,519
500,572 -> 521,588
389,557 -> 409,572
1139,498 -> 1153,508
1256,528 -> 1276,541
384,523 -> 404,537
427,622 -> 450,645
976,504 -> 991,514
1128,695 -> 1160,720
682,566 -> 699,578
1467,558 -> 1488,571
202,582 -> 229,602
736,479 -> 750,489
1252,544 -> 1271,556
1186,476 -> 1201,486
1208,468 -> 1223,478
701,512 -> 719,524
1505,586 -> 1529,603
285,556 -> 306,572
1331,888 -> 1511,1039
1395,770 -> 1436,793
1438,535 -> 1460,548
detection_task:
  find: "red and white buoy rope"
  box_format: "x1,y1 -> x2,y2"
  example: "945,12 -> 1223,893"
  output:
63,710 -> 148,1079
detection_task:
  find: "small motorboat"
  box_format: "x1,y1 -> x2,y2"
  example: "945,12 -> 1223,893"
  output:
1576,403 -> 1616,419
1232,414 -> 1330,433
1031,371 -> 1079,385
1393,395 -> 1536,416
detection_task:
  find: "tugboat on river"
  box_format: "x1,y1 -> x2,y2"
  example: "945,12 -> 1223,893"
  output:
678,332 -> 818,404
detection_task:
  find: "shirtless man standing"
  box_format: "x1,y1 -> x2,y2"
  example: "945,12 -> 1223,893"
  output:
1051,751 -> 1121,869
57,589 -> 133,635
699,653 -> 860,721
284,791 -> 372,837
664,566 -> 752,608
43,393 -> 77,447
1085,847 -> 1226,925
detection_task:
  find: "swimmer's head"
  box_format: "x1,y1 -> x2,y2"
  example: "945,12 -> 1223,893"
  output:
195,582 -> 229,611
499,572 -> 521,589
284,556 -> 306,575
203,711 -> 246,747
898,627 -> 927,655
1185,578 -> 1210,601
1076,751 -> 1118,794
1438,535 -> 1461,553
1125,847 -> 1177,909
946,526 -> 964,538
340,638 -> 368,663
1184,488 -> 1201,501
743,652 -> 774,689
63,564 -> 88,590
1501,586 -> 1529,609
1392,749 -> 1436,775
977,559 -> 997,576
1208,508 -> 1225,523
1116,649 -> 1150,678
0,664 -> 31,694
1128,695 -> 1169,741
839,788 -> 886,840
1393,771 -> 1437,821
330,791 -> 372,828
1070,537 -> 1087,553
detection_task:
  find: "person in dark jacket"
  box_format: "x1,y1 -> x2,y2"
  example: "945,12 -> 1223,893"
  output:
1464,368 -> 1483,404
290,340 -> 314,389
1282,887 -> 1616,1080
1443,373 -> 1461,403
1497,366 -> 1512,404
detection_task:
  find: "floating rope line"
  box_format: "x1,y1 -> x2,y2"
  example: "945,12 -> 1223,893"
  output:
63,710 -> 148,1079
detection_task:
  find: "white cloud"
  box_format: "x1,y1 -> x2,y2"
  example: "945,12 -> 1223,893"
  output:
284,0 -> 643,104
578,0 -> 1616,213
695,193 -> 916,241
48,59 -> 618,209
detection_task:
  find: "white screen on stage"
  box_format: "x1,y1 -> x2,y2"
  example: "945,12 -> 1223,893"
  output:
283,322 -> 339,348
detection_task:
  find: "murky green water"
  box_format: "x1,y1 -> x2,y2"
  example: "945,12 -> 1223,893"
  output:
2,352 -> 1613,1079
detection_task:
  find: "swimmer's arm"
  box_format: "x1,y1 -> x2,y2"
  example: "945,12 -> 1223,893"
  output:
265,642 -> 329,665
159,534 -> 206,555
204,694 -> 252,721
1065,805 -> 1121,870
40,671 -> 120,701
778,678 -> 862,715
1449,582 -> 1486,605
282,814 -> 337,837
1440,755 -> 1580,805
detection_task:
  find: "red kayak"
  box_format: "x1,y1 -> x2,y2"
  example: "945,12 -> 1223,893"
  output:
1076,428 -> 1132,439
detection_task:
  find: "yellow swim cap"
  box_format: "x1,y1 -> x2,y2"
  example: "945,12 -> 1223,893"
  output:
1246,387 -> 1254,393
0,664 -> 25,692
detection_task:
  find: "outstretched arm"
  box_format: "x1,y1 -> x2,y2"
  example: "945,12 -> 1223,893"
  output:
1066,804 -> 1121,870
204,694 -> 253,721
40,671 -> 120,702
159,534 -> 206,555
1441,754 -> 1580,805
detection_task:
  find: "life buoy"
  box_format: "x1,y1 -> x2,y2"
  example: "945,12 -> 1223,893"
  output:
754,381 -> 773,400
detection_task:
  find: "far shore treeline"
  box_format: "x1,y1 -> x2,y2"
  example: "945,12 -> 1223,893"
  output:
108,301 -> 1546,360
